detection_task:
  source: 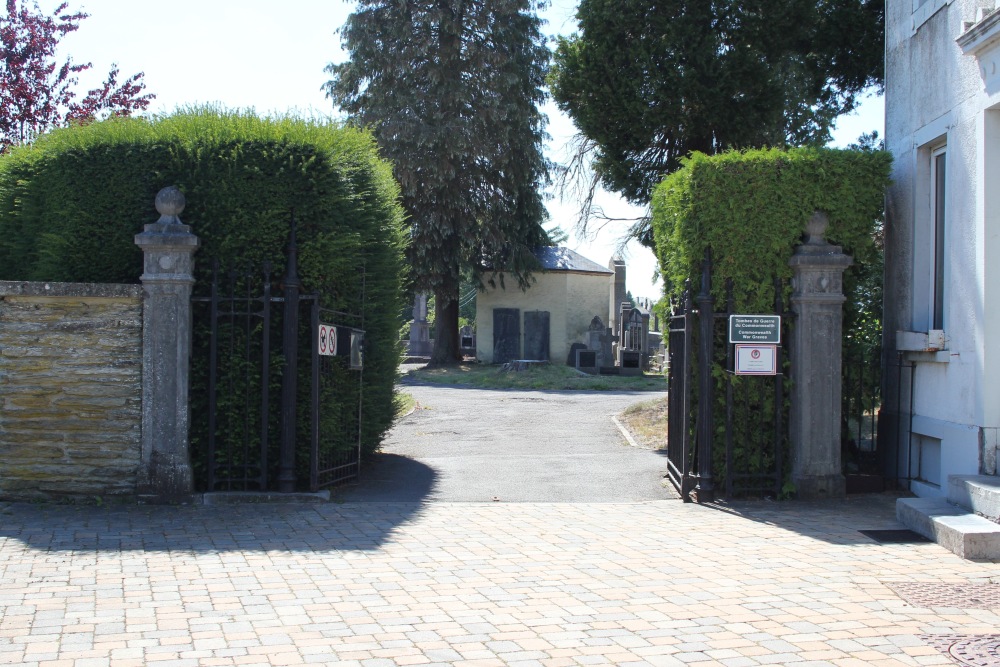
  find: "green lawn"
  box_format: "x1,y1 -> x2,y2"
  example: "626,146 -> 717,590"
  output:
404,363 -> 667,391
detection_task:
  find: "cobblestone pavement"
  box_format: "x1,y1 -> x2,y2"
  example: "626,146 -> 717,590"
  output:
1,494 -> 999,666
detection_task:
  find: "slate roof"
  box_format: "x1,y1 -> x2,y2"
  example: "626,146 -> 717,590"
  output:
533,246 -> 613,275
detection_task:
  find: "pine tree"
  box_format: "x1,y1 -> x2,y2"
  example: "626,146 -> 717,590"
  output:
326,0 -> 551,364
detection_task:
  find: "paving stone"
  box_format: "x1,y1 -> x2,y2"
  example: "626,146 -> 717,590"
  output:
0,495 -> 998,665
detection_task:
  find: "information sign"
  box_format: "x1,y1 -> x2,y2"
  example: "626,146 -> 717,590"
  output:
735,344 -> 777,375
317,323 -> 338,357
729,315 -> 781,344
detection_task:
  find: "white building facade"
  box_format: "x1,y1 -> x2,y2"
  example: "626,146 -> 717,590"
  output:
884,0 -> 1000,497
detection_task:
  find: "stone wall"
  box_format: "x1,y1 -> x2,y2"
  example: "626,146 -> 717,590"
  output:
0,281 -> 143,499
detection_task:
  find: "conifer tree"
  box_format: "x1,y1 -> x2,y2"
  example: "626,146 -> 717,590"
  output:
326,0 -> 551,363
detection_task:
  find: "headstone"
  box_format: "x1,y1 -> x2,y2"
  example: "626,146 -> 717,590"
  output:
567,342 -> 587,367
587,315 -> 605,364
575,348 -> 599,374
459,324 -> 475,352
608,258 -> 626,356
619,350 -> 643,376
599,327 -> 617,370
408,292 -> 431,357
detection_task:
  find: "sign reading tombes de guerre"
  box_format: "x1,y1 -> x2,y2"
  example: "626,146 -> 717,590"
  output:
729,315 -> 780,376
728,315 -> 781,344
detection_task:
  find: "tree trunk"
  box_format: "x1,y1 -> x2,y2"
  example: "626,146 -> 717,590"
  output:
431,280 -> 461,365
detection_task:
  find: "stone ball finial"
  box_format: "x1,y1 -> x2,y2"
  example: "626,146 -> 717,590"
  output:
155,186 -> 186,225
805,210 -> 829,245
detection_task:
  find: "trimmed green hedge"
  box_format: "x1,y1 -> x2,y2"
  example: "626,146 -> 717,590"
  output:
651,147 -> 891,496
652,147 -> 891,312
0,109 -> 408,489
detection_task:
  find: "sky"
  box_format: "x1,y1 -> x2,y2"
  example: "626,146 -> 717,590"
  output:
52,0 -> 884,300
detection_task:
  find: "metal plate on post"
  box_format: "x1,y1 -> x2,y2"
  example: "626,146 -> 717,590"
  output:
729,315 -> 781,344
317,323 -> 338,357
735,344 -> 777,375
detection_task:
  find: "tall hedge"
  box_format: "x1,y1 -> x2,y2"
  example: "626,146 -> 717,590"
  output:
651,147 -> 891,496
0,109 -> 408,488
652,147 -> 891,311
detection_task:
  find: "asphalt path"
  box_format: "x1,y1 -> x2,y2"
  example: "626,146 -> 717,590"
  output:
334,383 -> 674,503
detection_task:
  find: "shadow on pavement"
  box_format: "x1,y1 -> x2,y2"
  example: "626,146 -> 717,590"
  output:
696,493 -> 908,546
333,453 -> 439,502
0,457 -> 437,554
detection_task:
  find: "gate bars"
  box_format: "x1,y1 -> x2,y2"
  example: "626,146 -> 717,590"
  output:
192,217 -> 365,493
666,249 -> 791,501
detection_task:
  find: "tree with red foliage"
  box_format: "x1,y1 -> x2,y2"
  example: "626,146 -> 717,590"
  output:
0,0 -> 153,153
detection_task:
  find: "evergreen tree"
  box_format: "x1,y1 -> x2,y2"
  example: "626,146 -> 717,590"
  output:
550,0 -> 884,243
326,0 -> 551,364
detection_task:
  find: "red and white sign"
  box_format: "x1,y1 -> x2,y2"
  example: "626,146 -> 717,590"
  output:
735,344 -> 777,375
317,324 -> 338,357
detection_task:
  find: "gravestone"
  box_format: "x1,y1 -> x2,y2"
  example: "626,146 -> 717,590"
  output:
600,327 -> 617,370
459,325 -> 475,354
575,348 -> 599,374
567,342 -> 587,367
409,292 -> 431,357
587,315 -> 605,365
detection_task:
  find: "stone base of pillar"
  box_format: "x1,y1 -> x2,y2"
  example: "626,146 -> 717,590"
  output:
793,473 -> 846,500
137,452 -> 195,503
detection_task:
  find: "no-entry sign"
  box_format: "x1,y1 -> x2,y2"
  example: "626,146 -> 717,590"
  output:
317,323 -> 338,356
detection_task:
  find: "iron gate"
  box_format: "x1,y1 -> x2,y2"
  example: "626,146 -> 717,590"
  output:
666,250 -> 791,502
190,219 -> 365,493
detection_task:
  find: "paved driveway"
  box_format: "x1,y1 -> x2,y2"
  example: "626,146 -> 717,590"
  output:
3,384 -> 1000,666
335,384 -> 671,503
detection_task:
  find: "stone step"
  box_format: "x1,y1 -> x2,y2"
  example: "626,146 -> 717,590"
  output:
948,474 -> 1000,521
897,496 -> 1000,560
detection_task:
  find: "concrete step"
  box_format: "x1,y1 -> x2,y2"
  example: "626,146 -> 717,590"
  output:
948,474 -> 1000,521
897,496 -> 1000,560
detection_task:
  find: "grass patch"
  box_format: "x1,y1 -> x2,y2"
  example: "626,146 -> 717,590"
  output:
619,398 -> 668,450
393,391 -> 416,419
406,363 -> 668,391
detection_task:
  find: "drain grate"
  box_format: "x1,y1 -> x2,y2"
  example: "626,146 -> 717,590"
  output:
859,528 -> 931,544
890,582 -> 1000,609
922,634 -> 1000,667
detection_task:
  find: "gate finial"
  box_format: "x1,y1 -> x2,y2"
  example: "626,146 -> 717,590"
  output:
154,186 -> 186,225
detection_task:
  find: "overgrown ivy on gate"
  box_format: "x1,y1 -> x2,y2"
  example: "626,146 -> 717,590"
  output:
667,250 -> 792,501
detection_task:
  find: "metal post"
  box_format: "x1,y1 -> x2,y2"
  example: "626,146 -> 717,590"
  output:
774,277 -> 785,497
694,248 -> 715,502
724,279 -> 735,499
278,216 -> 301,492
260,262 -> 273,490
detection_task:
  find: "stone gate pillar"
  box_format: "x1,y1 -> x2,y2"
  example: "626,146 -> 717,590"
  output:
789,211 -> 852,499
134,187 -> 199,502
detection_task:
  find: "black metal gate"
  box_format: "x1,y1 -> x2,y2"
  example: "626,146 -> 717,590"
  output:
190,219 -> 365,493
666,250 -> 790,501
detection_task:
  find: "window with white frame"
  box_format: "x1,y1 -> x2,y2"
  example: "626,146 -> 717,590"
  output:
930,145 -> 947,331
